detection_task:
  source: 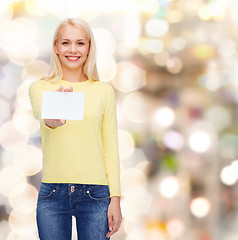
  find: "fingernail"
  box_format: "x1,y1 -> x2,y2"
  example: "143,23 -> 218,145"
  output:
109,227 -> 112,231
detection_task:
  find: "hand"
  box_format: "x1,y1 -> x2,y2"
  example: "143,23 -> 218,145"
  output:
44,118 -> 66,128
44,86 -> 73,128
106,196 -> 122,238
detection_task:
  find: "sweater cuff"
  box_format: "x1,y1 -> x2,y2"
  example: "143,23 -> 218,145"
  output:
109,187 -> 121,198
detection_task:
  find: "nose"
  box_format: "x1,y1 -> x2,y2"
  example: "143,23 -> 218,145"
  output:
69,43 -> 77,53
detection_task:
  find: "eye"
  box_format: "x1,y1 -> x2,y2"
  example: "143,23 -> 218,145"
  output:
62,42 -> 69,45
78,42 -> 85,45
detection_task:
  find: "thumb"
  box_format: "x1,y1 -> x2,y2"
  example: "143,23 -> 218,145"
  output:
108,214 -> 113,232
59,119 -> 66,125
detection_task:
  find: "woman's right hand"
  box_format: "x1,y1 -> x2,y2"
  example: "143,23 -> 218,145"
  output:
44,85 -> 73,128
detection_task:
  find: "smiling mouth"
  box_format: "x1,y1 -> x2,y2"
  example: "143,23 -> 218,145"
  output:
65,56 -> 81,62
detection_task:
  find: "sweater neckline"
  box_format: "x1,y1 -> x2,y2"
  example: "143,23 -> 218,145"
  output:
61,79 -> 90,84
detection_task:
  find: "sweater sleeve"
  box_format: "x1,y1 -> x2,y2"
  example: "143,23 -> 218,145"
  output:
102,85 -> 121,198
28,80 -> 54,131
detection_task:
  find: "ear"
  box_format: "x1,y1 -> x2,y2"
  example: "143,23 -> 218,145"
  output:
54,43 -> 59,55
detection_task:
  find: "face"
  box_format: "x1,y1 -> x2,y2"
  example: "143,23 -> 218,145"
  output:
54,24 -> 90,72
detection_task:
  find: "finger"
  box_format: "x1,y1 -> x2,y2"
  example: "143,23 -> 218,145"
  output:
69,86 -> 73,92
106,218 -> 122,238
59,119 -> 66,125
64,88 -> 69,92
56,86 -> 63,92
106,228 -> 115,238
106,215 -> 113,238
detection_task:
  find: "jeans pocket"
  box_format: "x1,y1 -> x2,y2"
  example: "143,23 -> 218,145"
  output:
38,183 -> 56,199
86,185 -> 110,201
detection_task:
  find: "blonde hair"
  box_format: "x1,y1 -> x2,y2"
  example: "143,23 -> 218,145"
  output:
42,18 -> 99,82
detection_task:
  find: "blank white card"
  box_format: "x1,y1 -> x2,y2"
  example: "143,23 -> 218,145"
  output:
41,91 -> 85,120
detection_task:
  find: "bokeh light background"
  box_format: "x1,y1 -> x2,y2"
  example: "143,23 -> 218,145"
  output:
0,0 -> 238,239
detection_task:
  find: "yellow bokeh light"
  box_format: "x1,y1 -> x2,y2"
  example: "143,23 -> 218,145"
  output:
139,39 -> 164,54
0,17 -> 38,65
140,0 -> 160,14
154,51 -> 170,66
93,28 -> 117,56
121,186 -> 152,222
85,0 -> 137,13
0,2 -> 13,22
190,197 -> 210,218
97,55 -> 117,82
8,207 -> 37,232
0,167 -> 27,196
146,221 -> 167,239
145,19 -> 169,37
0,121 -> 29,151
112,61 -> 146,93
14,145 -> 42,176
8,43 -> 38,66
136,160 -> 150,172
170,37 -> 187,52
188,130 -> 211,153
111,14 -> 141,48
166,218 -> 184,238
190,44 -> 216,59
65,0 -> 90,18
126,225 -> 146,240
1,150 -> 15,168
220,166 -> 237,186
218,38 -> 237,58
121,168 -> 147,196
21,60 -> 49,82
198,6 -> 212,21
166,57 -> 183,74
12,107 -> 40,134
9,183 -> 38,210
123,219 -> 135,235
50,0 -> 97,21
159,176 -> 179,199
118,129 -> 135,160
205,105 -> 231,131
46,0 -> 66,17
153,107 -> 175,128
7,230 -> 38,240
123,92 -> 149,123
25,0 -> 51,16
166,10 -> 184,23
198,2 -> 227,21
17,79 -> 35,109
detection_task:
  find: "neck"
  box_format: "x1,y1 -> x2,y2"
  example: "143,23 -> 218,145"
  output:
62,67 -> 88,82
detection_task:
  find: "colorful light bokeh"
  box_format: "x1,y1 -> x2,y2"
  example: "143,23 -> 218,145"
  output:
0,0 -> 238,239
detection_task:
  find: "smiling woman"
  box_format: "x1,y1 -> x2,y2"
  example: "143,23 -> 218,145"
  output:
42,18 -> 99,83
28,18 -> 122,240
54,25 -> 90,75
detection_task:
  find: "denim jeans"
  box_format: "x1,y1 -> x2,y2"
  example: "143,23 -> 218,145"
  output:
36,182 -> 111,240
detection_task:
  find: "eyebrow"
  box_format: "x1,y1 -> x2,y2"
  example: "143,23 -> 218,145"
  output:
61,38 -> 87,41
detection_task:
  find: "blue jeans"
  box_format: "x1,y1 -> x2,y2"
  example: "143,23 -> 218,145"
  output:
36,182 -> 111,240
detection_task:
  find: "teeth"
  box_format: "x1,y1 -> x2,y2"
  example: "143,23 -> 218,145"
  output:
67,56 -> 79,60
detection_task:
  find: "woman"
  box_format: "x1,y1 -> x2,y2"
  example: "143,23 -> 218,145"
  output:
29,18 -> 122,240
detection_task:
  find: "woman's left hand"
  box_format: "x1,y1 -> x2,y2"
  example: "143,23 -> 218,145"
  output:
106,196 -> 122,238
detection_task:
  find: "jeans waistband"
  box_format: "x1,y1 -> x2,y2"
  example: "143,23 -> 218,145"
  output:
41,182 -> 109,193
